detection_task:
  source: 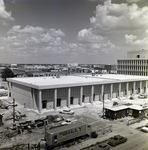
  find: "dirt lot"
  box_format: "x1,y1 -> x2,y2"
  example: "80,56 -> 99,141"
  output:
0,95 -> 148,150
1,79 -> 148,149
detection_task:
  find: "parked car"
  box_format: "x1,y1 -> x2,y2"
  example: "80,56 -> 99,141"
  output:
138,94 -> 147,99
60,118 -> 77,125
59,109 -> 75,115
108,135 -> 127,146
141,127 -> 148,133
94,143 -> 111,150
54,116 -> 64,122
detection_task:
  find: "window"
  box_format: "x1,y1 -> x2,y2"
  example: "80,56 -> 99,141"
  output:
53,135 -> 57,143
137,55 -> 140,58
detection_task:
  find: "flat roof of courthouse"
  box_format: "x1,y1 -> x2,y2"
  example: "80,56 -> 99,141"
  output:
7,74 -> 148,90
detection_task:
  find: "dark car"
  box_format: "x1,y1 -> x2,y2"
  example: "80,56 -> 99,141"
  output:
107,135 -> 127,146
94,143 -> 111,150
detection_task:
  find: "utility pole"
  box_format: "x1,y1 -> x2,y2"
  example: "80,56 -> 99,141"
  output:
103,93 -> 105,118
12,98 -> 17,123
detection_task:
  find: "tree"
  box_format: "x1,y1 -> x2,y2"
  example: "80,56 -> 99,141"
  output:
1,67 -> 15,81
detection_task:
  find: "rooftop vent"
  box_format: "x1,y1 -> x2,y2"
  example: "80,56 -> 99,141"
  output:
137,55 -> 140,58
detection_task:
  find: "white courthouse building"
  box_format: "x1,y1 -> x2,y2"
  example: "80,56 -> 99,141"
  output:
7,74 -> 148,113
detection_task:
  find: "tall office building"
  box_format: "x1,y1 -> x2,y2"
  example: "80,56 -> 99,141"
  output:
117,50 -> 148,76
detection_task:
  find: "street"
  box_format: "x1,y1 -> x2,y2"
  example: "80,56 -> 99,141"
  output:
111,130 -> 148,150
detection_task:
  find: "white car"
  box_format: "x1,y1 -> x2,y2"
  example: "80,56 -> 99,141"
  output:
138,94 -> 147,99
60,118 -> 77,125
141,127 -> 148,133
59,109 -> 75,115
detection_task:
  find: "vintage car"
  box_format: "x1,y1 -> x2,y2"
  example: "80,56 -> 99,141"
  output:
59,109 -> 75,115
60,118 -> 77,125
107,135 -> 127,146
138,94 -> 147,99
141,127 -> 148,133
94,143 -> 111,150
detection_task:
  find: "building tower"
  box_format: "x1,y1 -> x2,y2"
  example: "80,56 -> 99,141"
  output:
117,49 -> 148,76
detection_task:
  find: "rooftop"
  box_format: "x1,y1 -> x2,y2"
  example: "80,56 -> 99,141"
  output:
7,74 -> 148,90
45,121 -> 85,134
105,104 -> 148,111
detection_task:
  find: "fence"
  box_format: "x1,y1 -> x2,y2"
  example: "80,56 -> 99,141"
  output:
127,117 -> 144,126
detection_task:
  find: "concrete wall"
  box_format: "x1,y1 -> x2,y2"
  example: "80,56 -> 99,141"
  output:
121,83 -> 126,97
42,89 -> 54,109
94,85 -> 101,101
10,79 -> 148,112
71,87 -> 80,105
11,83 -> 32,109
104,84 -> 110,99
83,86 -> 91,103
129,82 -> 134,95
113,83 -> 119,98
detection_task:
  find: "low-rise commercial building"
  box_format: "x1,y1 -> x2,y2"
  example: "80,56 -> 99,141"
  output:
7,74 -> 148,113
105,104 -> 148,120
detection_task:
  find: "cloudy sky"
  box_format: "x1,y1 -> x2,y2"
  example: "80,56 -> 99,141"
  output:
0,0 -> 148,64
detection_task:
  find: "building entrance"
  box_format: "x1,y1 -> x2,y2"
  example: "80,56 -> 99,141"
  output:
70,97 -> 74,105
42,100 -> 47,109
57,98 -> 61,107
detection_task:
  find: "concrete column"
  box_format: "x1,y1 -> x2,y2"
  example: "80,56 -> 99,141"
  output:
80,87 -> 83,106
68,87 -> 71,108
54,89 -> 57,110
126,82 -> 129,97
146,81 -> 148,93
101,85 -> 104,101
7,82 -> 10,98
31,88 -> 34,110
119,83 -> 121,98
133,82 -> 136,96
140,81 -> 142,93
91,85 -> 94,104
38,90 -> 42,113
110,84 -> 113,100
32,88 -> 36,110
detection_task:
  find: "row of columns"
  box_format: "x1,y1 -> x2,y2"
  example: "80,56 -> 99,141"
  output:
36,81 -> 147,112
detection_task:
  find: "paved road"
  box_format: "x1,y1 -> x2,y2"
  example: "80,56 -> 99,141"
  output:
111,130 -> 148,150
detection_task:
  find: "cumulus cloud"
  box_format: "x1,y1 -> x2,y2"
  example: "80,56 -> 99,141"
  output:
125,33 -> 148,49
90,0 -> 148,31
0,0 -> 14,25
127,0 -> 142,3
0,25 -> 81,58
77,28 -> 120,54
8,25 -> 44,35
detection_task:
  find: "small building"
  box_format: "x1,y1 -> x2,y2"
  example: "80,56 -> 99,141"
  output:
104,106 -> 129,120
129,104 -> 148,118
105,104 -> 148,120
